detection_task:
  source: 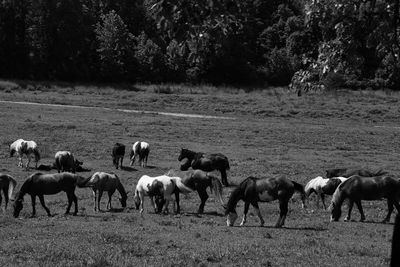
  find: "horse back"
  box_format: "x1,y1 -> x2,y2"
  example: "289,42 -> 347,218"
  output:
343,175 -> 400,200
24,172 -> 77,195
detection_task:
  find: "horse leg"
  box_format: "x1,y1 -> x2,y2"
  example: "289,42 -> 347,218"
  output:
30,195 -> 37,217
3,188 -> 8,211
26,155 -> 31,170
174,190 -> 180,214
65,192 -> 73,215
250,202 -> 264,227
321,194 -> 327,210
220,168 -> 228,187
149,196 -> 156,213
72,192 -> 78,215
197,189 -> 208,214
97,190 -> 103,212
276,199 -> 289,228
383,198 -> 395,223
344,200 -> 354,222
355,200 -> 365,222
120,157 -> 123,169
38,195 -> 51,217
0,191 -> 3,212
107,190 -> 115,210
240,202 -> 250,226
92,189 -> 97,212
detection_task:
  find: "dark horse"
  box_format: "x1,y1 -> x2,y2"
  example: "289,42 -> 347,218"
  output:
326,167 -> 387,178
166,169 -> 225,214
13,172 -> 88,218
178,148 -> 230,186
225,176 -> 306,228
329,175 -> 400,223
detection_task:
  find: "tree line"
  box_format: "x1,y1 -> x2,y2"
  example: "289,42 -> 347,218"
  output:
1,0 -> 400,89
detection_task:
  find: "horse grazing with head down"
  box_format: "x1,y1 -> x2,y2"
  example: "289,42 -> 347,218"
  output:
112,143 -> 125,169
130,141 -> 150,167
226,176 -> 306,228
0,174 -> 17,212
305,176 -> 347,209
178,148 -> 230,187
13,172 -> 88,218
329,175 -> 400,223
166,169 -> 225,214
326,167 -> 387,178
80,172 -> 127,212
134,175 -> 192,215
10,139 -> 40,169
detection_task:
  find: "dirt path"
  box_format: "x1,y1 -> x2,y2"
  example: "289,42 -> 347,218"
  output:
0,100 -> 236,120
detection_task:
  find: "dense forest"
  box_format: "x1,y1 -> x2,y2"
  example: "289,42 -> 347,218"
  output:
1,0 -> 400,90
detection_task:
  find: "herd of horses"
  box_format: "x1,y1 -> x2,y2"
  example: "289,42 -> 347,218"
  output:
2,138 -> 400,231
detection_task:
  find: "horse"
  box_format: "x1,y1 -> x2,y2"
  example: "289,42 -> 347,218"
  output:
133,175 -> 192,214
165,169 -> 225,214
0,174 -> 17,211
130,141 -> 150,167
112,143 -> 125,169
80,172 -> 127,211
9,139 -> 40,169
329,175 -> 400,223
13,172 -> 88,218
326,167 -> 387,178
55,151 -> 77,173
305,176 -> 347,209
226,176 -> 306,228
178,148 -> 230,187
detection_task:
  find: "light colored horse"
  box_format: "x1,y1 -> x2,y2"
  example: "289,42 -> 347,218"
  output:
81,172 -> 127,212
134,175 -> 192,214
130,141 -> 150,167
305,176 -> 347,209
55,151 -> 76,173
0,174 -> 17,212
10,139 -> 40,169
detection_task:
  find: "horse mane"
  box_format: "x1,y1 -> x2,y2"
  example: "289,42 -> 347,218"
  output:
225,186 -> 242,214
329,177 -> 349,210
117,181 -> 128,199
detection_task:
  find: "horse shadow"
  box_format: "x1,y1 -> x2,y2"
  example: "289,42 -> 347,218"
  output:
183,211 -> 225,218
120,166 -> 137,172
108,208 -> 126,213
237,225 -> 328,231
144,165 -> 157,169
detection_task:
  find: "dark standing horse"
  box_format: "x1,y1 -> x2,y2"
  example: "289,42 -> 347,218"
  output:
178,148 -> 230,186
166,169 -> 225,214
326,168 -> 387,178
112,143 -> 125,169
225,176 -> 306,228
13,172 -> 88,218
329,175 -> 400,223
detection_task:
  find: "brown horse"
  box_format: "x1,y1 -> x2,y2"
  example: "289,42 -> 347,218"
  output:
178,148 -> 230,186
226,176 -> 306,228
0,174 -> 17,211
13,172 -> 88,218
166,169 -> 225,214
326,168 -> 387,178
329,175 -> 400,223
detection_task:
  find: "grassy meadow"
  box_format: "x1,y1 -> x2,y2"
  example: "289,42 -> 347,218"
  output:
0,81 -> 400,266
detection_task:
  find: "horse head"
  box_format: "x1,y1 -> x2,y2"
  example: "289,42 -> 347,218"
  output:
226,211 -> 238,227
119,196 -> 127,208
154,195 -> 165,213
13,198 -> 23,218
330,202 -> 341,221
178,148 -> 187,161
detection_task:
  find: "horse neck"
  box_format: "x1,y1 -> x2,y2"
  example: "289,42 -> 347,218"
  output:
184,150 -> 197,160
226,187 -> 242,213
331,185 -> 346,207
16,179 -> 31,200
117,182 -> 127,199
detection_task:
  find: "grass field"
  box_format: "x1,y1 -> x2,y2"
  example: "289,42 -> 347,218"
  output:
0,81 -> 399,266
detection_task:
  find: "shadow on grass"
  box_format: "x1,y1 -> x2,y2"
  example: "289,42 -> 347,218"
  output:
182,211 -> 224,218
234,225 -> 328,231
120,166 -> 137,172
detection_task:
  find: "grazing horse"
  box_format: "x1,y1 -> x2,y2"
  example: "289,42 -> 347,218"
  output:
134,175 -> 192,214
305,176 -> 347,209
10,139 -> 40,169
130,141 -> 150,167
0,174 -> 17,211
55,151 -> 76,173
178,148 -> 230,186
13,172 -> 88,218
226,176 -> 306,228
112,143 -> 125,169
329,175 -> 400,223
326,168 -> 387,178
166,169 -> 225,214
80,172 -> 127,211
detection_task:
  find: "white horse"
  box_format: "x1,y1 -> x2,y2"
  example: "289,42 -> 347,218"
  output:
134,175 -> 192,214
305,176 -> 348,209
81,172 -> 128,212
0,174 -> 17,212
130,141 -> 150,167
9,139 -> 40,169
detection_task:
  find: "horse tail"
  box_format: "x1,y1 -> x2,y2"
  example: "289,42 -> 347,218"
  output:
8,175 -> 17,201
292,180 -> 306,209
391,214 -> 400,266
208,174 -> 225,207
173,178 -> 193,194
